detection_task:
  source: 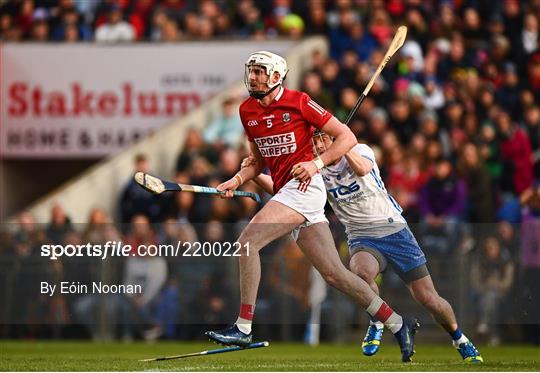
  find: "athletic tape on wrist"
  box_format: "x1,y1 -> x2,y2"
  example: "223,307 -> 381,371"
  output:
234,174 -> 244,186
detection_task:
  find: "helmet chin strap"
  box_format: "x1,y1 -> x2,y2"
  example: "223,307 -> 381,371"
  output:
249,84 -> 280,100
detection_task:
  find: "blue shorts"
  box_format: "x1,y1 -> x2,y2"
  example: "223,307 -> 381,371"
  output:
348,227 -> 429,283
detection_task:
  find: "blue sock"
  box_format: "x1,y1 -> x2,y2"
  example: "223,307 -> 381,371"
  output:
450,327 -> 462,341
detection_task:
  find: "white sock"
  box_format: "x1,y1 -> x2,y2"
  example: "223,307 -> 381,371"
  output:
235,317 -> 252,334
370,320 -> 384,330
366,296 -> 403,334
452,334 -> 469,347
385,313 -> 403,334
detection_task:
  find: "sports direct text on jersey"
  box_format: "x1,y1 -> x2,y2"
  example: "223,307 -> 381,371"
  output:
254,132 -> 297,157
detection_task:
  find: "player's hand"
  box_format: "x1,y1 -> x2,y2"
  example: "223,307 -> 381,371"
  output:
241,154 -> 257,169
216,178 -> 239,199
291,161 -> 317,182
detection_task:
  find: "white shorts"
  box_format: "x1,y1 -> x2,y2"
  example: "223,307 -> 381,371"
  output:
271,173 -> 329,241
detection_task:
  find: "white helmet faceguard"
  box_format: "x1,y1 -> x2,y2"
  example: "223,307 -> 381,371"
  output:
244,51 -> 289,99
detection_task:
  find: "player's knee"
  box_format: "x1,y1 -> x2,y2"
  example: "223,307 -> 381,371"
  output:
415,290 -> 441,310
236,232 -> 262,254
236,243 -> 251,257
350,263 -> 378,283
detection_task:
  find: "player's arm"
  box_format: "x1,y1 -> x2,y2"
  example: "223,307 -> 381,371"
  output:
317,116 -> 357,166
344,146 -> 374,177
292,117 -> 356,182
238,142 -> 266,182
217,142 -> 265,197
252,174 -> 274,195
241,154 -> 275,195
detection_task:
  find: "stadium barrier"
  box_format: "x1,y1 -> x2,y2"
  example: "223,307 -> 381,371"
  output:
0,222 -> 535,344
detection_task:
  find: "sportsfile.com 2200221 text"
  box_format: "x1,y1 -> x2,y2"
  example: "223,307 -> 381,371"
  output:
40,240 -> 250,260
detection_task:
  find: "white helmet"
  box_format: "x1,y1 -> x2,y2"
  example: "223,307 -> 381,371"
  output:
244,51 -> 289,99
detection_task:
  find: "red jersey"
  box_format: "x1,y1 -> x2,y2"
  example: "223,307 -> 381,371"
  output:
240,87 -> 332,193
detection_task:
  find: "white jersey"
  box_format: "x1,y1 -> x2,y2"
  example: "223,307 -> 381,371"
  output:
322,144 -> 406,238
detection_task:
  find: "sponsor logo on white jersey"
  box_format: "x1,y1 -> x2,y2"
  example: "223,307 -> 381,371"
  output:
327,181 -> 360,198
254,132 -> 297,157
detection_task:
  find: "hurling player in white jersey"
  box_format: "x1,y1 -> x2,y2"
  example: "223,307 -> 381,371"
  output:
243,129 -> 483,363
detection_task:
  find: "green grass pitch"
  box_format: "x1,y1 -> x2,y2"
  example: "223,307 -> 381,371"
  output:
1,341 -> 538,371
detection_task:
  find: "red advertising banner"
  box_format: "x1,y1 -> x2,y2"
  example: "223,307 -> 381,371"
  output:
0,42 -> 292,158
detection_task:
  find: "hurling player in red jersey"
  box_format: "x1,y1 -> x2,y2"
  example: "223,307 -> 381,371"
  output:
205,51 -> 419,362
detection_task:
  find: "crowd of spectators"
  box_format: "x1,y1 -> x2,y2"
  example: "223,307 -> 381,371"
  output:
2,0 -> 334,42
1,0 -> 540,344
